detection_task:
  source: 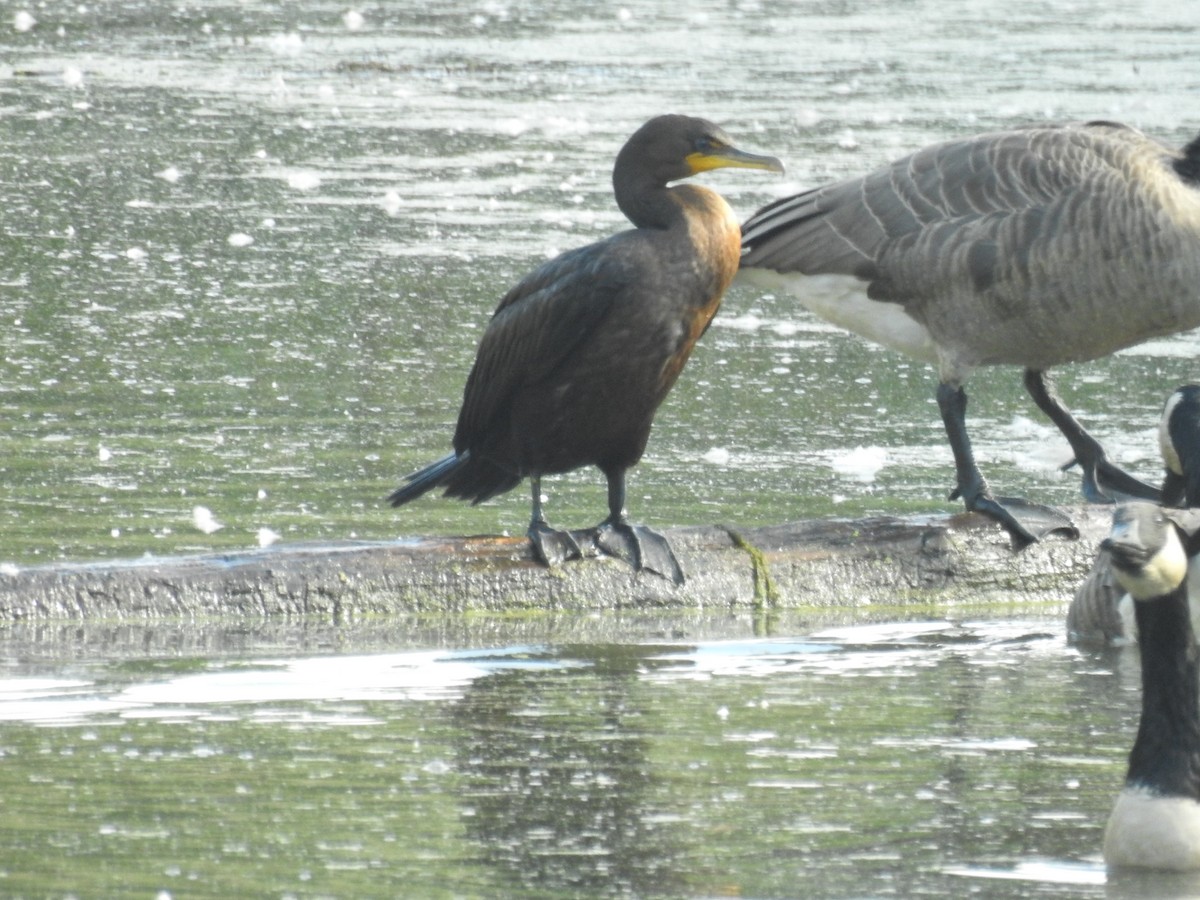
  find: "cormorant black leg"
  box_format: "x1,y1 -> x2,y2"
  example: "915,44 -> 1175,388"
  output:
526,476 -> 581,567
1023,369 -> 1160,504
938,381 -> 1077,550
593,468 -> 685,585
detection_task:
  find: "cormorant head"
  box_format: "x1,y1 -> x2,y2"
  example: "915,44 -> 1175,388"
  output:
614,115 -> 784,189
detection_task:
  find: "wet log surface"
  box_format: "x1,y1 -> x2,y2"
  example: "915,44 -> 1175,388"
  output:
0,506 -> 1114,622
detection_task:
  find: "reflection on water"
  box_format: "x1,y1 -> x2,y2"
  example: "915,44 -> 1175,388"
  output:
453,647 -> 680,897
0,614 -> 1193,897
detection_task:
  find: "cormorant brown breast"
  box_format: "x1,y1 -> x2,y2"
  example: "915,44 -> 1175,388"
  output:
390,115 -> 784,583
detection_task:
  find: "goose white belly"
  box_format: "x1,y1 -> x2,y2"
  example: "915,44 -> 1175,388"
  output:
1105,786 -> 1200,870
737,269 -> 938,365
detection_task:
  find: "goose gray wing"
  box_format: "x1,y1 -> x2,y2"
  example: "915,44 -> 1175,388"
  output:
740,122 -> 1197,365
741,122 -> 1166,301
1067,547 -> 1130,644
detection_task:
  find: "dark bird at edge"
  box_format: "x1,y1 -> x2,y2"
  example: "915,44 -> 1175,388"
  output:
1068,385 -> 1200,644
389,115 -> 784,584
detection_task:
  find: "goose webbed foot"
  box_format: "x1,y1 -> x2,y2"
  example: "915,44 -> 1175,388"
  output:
1061,454 -> 1160,505
991,495 -> 1080,546
528,520 -> 583,568
1023,368 -> 1160,504
949,480 -> 1079,551
593,518 -> 686,585
939,380 -> 1078,551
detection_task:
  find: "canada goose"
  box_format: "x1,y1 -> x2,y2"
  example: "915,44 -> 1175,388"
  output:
1161,385 -> 1200,508
388,116 -> 783,583
740,121 -> 1200,548
1068,385 -> 1200,644
1101,501 -> 1200,870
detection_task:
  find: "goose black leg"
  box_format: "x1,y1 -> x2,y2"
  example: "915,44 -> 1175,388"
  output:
593,468 -> 685,585
938,381 -> 1078,550
526,476 -> 582,567
1023,369 -> 1160,504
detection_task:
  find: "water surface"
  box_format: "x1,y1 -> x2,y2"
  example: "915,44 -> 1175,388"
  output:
3,613 -> 1196,898
3,5 -> 1200,895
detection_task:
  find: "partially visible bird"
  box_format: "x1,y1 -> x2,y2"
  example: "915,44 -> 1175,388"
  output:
1161,385 -> 1200,509
740,121 -> 1200,549
1100,501 -> 1200,871
1068,386 -> 1200,644
389,115 -> 784,583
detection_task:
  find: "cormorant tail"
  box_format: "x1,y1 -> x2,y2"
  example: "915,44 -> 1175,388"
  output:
388,450 -> 524,507
388,453 -> 463,507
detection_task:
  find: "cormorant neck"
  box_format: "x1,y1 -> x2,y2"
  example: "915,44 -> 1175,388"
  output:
613,174 -> 683,231
1128,588 -> 1200,799
1174,133 -> 1200,183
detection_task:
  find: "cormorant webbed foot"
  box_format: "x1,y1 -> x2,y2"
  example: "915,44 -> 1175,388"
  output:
527,521 -> 583,568
526,476 -> 583,567
594,519 -> 686,585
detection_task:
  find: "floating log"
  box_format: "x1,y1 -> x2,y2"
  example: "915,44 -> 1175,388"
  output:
0,506 -> 1115,622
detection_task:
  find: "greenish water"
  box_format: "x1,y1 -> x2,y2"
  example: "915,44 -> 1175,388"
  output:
1,0 -> 1198,565
3,2 -> 1200,896
4,613 -> 1198,899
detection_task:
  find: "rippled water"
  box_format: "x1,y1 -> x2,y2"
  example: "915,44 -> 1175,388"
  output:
1,0 -> 1198,563
4,3 -> 1200,895
6,613 -> 1199,898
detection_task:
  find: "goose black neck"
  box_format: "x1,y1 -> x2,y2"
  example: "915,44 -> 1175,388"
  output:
1128,586 -> 1200,798
1174,133 -> 1200,183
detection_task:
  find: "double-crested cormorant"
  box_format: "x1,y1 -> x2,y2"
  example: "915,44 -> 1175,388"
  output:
1069,385 -> 1200,644
390,115 -> 784,583
1101,501 -> 1200,870
740,121 -> 1200,548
